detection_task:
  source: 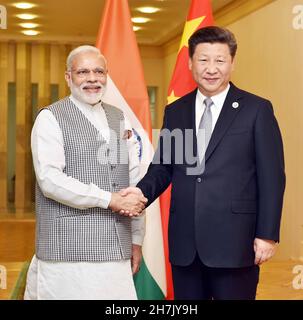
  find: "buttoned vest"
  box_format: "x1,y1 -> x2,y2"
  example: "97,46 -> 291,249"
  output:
35,97 -> 131,262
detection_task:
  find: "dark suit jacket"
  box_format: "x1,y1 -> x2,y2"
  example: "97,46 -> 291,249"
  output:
137,82 -> 285,268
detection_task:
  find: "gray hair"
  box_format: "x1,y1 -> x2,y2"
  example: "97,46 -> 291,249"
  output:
66,45 -> 107,70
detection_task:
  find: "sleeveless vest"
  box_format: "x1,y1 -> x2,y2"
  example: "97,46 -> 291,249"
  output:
35,97 -> 131,262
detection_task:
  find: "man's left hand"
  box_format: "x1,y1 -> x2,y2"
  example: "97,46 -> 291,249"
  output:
254,238 -> 277,265
131,244 -> 142,275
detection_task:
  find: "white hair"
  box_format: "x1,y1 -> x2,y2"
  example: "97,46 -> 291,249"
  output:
66,45 -> 107,70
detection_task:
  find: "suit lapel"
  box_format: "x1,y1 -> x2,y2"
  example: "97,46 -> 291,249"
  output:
185,89 -> 198,157
173,89 -> 198,164
205,83 -> 244,162
180,89 -> 197,130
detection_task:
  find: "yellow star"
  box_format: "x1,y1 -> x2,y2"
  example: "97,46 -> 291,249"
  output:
179,16 -> 205,52
167,90 -> 179,104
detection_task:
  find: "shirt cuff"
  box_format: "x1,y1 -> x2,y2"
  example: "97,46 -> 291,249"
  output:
132,234 -> 144,246
98,190 -> 112,209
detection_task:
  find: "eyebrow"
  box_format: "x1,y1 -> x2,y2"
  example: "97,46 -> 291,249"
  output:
75,67 -> 106,71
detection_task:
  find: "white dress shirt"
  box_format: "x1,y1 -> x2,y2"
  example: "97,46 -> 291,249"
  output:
195,84 -> 230,135
25,95 -> 145,300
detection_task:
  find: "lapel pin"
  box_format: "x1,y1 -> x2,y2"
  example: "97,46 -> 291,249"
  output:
232,102 -> 239,109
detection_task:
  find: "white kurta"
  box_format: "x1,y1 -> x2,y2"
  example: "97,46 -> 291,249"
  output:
24,95 -> 145,300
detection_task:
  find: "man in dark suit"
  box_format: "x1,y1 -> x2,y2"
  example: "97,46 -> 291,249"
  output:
122,26 -> 285,300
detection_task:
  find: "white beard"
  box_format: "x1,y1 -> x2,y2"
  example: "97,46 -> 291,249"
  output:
69,80 -> 107,106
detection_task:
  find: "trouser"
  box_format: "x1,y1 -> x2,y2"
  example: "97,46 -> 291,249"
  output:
172,254 -> 259,300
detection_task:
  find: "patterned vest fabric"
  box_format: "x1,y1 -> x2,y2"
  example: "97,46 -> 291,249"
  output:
35,97 -> 131,262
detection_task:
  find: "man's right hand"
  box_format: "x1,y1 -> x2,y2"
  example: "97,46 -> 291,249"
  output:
117,187 -> 146,216
109,191 -> 147,217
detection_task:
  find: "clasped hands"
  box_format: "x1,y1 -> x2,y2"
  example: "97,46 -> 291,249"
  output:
109,187 -> 147,217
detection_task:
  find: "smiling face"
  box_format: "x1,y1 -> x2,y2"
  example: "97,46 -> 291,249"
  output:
189,42 -> 235,97
65,51 -> 107,105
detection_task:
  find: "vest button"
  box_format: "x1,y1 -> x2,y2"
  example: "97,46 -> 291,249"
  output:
112,183 -> 118,188
111,165 -> 116,170
197,177 -> 202,183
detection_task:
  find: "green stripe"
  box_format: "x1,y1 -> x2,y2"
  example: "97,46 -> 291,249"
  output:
10,262 -> 30,300
134,257 -> 165,300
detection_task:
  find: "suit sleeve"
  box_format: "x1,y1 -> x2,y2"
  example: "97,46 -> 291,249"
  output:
254,100 -> 286,241
137,107 -> 173,206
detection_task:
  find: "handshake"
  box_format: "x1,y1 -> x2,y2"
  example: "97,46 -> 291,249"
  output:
109,187 -> 147,217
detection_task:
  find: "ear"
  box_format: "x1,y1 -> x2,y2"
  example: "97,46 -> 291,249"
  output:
231,57 -> 236,72
65,71 -> 71,86
188,58 -> 193,71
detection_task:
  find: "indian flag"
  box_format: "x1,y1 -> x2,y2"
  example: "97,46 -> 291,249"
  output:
96,0 -> 166,299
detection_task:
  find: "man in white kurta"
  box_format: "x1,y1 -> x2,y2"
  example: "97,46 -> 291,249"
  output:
24,46 -> 146,300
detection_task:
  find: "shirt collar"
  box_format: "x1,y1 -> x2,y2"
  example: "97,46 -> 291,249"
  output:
196,83 -> 230,108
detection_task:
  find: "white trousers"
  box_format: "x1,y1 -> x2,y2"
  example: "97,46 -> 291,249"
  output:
24,255 -> 137,300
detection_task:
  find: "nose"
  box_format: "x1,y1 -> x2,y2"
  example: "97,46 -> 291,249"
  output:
206,61 -> 218,74
87,70 -> 98,82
